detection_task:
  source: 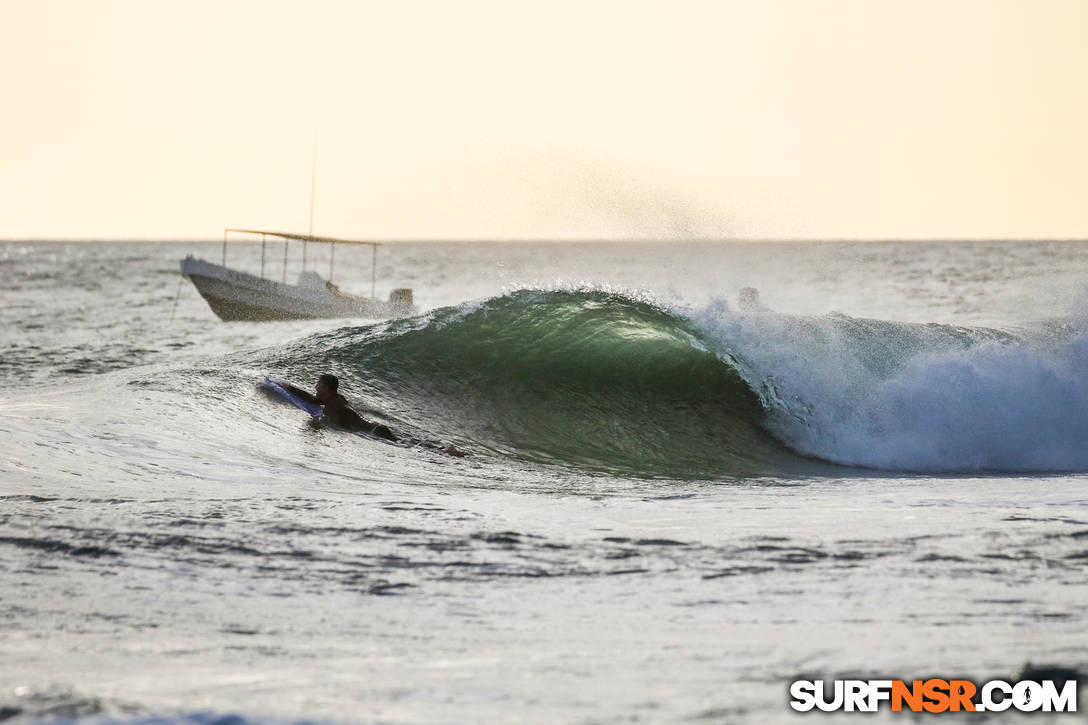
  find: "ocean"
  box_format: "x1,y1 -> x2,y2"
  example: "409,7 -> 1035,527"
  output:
1,240 -> 1086,723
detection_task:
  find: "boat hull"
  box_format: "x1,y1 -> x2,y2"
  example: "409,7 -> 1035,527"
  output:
180,257 -> 413,322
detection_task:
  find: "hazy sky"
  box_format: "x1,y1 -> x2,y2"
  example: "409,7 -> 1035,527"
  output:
3,0 -> 1087,239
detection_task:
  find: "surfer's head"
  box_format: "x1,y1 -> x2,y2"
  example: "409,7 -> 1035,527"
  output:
315,373 -> 339,402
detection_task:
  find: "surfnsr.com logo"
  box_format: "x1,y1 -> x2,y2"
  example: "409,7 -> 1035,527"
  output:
789,679 -> 1077,713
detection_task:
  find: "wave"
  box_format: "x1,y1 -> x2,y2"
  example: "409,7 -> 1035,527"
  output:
252,288 -> 1088,477
258,289 -> 799,478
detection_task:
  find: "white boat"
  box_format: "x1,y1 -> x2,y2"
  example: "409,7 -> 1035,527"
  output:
180,229 -> 414,322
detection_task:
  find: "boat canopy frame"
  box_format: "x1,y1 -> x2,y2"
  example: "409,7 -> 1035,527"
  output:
222,228 -> 380,297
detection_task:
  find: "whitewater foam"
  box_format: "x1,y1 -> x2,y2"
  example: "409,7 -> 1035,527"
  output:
690,299 -> 1088,472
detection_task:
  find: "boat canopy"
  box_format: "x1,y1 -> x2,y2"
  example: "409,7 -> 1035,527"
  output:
221,227 -> 380,294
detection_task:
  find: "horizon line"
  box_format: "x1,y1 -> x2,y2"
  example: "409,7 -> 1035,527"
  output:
6,236 -> 1088,244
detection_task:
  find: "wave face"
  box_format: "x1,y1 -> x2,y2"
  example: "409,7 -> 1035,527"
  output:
257,288 -> 1088,476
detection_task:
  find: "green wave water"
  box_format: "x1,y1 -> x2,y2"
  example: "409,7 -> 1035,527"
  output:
263,289 -> 821,478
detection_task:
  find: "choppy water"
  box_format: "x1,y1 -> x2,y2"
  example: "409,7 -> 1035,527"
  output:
1,240 -> 1087,723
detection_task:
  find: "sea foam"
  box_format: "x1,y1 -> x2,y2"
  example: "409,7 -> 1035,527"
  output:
693,298 -> 1088,472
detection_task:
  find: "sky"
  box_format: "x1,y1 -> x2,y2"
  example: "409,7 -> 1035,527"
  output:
2,0 -> 1087,240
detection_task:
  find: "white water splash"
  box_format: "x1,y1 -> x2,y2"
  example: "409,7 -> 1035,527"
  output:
691,299 -> 1088,472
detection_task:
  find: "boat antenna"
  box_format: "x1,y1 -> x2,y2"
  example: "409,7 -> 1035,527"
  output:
304,138 -> 317,271
309,138 -> 317,239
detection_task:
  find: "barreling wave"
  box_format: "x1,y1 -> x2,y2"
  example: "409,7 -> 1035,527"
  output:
256,289 -> 810,478
254,288 -> 1088,477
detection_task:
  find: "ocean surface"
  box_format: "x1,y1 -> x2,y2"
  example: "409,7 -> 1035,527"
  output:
1,240 -> 1086,723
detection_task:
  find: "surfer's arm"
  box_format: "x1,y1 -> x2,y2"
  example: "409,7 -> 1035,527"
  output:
278,382 -> 319,404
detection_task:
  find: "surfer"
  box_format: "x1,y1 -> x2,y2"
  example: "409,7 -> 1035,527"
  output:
280,374 -> 398,441
280,374 -> 466,456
